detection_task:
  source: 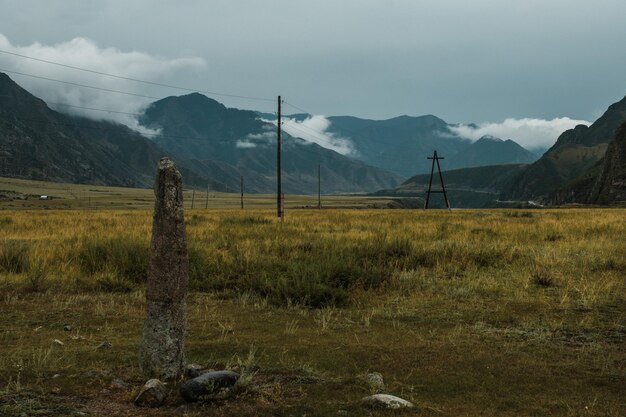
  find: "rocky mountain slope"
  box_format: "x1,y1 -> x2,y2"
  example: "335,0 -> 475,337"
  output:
552,122 -> 626,205
503,94 -> 626,201
0,73 -> 402,194
139,93 -> 403,194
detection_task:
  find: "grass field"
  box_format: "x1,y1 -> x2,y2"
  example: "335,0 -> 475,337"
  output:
0,177 -> 395,210
0,186 -> 625,415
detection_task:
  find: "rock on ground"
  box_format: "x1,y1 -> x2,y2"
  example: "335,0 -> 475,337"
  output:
185,363 -> 205,379
96,340 -> 111,350
362,394 -> 414,409
110,379 -> 130,390
180,370 -> 239,402
134,379 -> 167,407
366,372 -> 385,393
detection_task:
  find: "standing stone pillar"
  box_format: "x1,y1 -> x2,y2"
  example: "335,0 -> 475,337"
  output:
139,158 -> 189,380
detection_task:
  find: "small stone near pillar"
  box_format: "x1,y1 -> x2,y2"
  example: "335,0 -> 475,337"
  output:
134,379 -> 167,407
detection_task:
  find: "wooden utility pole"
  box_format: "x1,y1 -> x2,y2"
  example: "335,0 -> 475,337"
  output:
240,175 -> 244,209
277,95 -> 282,218
205,184 -> 209,209
317,164 -> 321,209
281,193 -> 285,222
191,189 -> 195,209
424,150 -> 450,209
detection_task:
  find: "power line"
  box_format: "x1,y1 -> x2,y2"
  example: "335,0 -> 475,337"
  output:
284,101 -> 361,140
0,51 -> 367,143
283,101 -> 311,115
0,49 -> 274,102
0,68 -> 162,100
285,101 -> 410,170
42,101 -> 142,117
0,96 -> 275,119
5,115 -> 277,145
0,53 -> 357,152
284,99 -> 366,140
282,123 -> 339,147
1,54 -> 358,142
282,118 -> 334,138
279,110 -> 355,149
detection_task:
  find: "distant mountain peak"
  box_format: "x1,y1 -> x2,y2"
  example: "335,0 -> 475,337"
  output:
477,135 -> 503,142
153,92 -> 226,111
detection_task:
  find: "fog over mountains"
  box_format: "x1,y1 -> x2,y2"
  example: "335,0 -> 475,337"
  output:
1,72 -> 545,195
381,94 -> 626,207
2,69 -> 624,205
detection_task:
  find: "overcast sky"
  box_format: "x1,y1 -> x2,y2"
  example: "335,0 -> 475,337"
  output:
1,0 -> 625,149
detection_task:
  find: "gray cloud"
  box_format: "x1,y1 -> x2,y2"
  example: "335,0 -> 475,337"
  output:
1,1 -> 625,123
0,33 -> 206,135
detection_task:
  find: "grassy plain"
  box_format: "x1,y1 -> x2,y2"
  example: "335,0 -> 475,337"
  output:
0,176 -> 394,210
0,186 -> 624,416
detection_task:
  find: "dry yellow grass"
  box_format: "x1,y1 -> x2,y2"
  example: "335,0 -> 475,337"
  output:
0,206 -> 625,416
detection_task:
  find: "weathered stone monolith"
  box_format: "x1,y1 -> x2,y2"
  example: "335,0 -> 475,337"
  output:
139,157 -> 189,380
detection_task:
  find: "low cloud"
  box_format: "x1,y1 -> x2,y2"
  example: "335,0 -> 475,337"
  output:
447,117 -> 591,150
235,140 -> 257,149
280,115 -> 355,156
235,126 -> 276,148
0,33 -> 206,135
236,132 -> 271,148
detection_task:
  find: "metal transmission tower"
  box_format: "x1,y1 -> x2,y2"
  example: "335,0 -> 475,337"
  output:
424,150 -> 451,209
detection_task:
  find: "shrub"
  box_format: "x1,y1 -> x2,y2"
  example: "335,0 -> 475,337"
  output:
221,216 -> 271,226
545,232 -> 563,242
94,271 -> 135,293
531,266 -> 554,288
26,259 -> 47,292
0,240 -> 30,274
504,211 -> 534,218
78,236 -> 149,283
186,214 -> 207,227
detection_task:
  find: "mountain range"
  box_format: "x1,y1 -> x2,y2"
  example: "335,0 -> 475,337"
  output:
266,113 -> 539,178
0,73 -> 400,194
0,72 -> 544,195
137,93 -> 402,194
380,94 -> 626,207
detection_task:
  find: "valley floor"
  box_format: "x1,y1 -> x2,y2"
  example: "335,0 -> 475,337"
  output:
0,208 -> 624,416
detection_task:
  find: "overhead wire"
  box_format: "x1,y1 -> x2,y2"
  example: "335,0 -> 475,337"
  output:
0,68 -> 162,100
38,100 -> 275,119
282,101 -> 366,149
0,49 -> 274,102
0,50 -> 357,137
0,54 -> 348,150
284,101 -> 414,169
281,123 -> 345,150
4,115 -> 275,145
